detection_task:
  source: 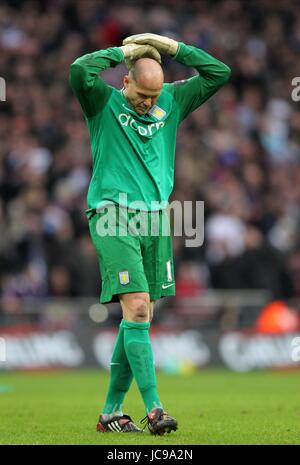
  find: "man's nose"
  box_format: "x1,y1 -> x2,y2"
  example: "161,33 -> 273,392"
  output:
144,98 -> 151,106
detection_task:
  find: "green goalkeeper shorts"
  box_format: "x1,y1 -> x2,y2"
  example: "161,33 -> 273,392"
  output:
87,205 -> 176,304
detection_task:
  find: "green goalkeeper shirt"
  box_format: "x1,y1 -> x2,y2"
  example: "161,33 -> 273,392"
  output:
69,43 -> 231,214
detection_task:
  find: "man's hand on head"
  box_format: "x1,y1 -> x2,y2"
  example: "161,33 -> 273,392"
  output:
123,33 -> 179,57
120,43 -> 161,70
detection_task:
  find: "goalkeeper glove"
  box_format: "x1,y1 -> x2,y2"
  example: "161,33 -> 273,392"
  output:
123,33 -> 179,57
119,43 -> 161,69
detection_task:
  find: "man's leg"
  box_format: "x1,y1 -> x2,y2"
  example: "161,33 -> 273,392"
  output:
149,301 -> 155,322
102,320 -> 133,415
97,317 -> 144,432
120,292 -> 163,413
120,293 -> 177,435
89,207 -> 149,432
102,291 -> 156,415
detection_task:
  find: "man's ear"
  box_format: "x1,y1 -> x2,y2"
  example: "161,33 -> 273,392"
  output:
123,75 -> 129,87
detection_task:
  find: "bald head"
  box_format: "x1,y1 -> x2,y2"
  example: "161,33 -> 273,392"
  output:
123,58 -> 164,115
129,58 -> 164,89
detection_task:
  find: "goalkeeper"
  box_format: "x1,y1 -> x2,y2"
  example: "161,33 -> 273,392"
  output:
69,33 -> 231,435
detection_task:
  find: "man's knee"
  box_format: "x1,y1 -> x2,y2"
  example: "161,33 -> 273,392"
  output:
149,301 -> 155,322
120,292 -> 150,322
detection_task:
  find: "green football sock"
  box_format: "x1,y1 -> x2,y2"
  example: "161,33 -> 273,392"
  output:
102,320 -> 133,414
122,319 -> 163,413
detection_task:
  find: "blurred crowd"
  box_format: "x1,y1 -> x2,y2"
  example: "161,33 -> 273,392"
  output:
1,0 -> 300,313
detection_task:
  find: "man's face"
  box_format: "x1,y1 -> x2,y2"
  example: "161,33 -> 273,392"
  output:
123,75 -> 162,115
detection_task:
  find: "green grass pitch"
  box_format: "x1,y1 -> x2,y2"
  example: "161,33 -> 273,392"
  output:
0,369 -> 299,444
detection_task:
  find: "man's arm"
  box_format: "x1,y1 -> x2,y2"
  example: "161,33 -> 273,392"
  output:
69,44 -> 161,118
122,33 -> 231,123
69,48 -> 123,118
168,42 -> 231,122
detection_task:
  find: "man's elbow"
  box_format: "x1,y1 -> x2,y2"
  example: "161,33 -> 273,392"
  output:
69,62 -> 84,89
221,64 -> 231,83
70,61 -> 82,79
